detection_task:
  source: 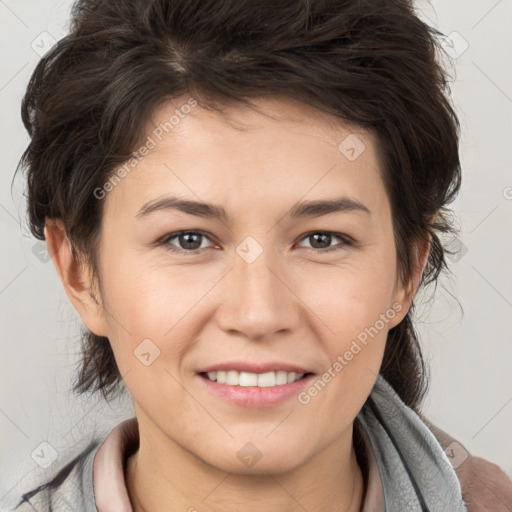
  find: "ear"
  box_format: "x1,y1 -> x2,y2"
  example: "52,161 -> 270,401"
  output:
388,233 -> 431,329
44,219 -> 108,337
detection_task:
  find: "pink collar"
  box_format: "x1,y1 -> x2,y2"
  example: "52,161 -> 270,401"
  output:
92,417 -> 384,512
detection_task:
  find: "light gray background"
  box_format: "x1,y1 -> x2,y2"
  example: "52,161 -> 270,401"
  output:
1,0 -> 511,507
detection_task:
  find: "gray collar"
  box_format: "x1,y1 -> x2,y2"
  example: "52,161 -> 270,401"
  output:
357,375 -> 467,511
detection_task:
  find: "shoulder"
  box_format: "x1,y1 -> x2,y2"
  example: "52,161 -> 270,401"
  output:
424,419 -> 512,512
456,455 -> 512,512
11,439 -> 101,512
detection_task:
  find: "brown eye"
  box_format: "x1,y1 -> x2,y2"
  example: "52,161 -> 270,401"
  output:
159,230 -> 214,254
297,231 -> 352,253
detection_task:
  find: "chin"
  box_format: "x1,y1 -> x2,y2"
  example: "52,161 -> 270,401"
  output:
197,437 -> 308,475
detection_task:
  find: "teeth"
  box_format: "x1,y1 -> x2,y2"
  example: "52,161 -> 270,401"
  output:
276,371 -> 288,385
205,370 -> 305,386
258,371 -> 275,387
226,370 -> 239,385
239,372 -> 258,386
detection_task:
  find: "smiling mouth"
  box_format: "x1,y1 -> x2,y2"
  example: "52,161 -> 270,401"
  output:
200,370 -> 313,387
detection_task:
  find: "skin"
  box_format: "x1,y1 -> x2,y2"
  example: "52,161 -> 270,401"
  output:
45,96 -> 430,512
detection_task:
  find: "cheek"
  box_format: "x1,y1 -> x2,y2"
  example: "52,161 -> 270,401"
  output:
98,262 -> 202,412
309,250 -> 398,339
101,256 -> 210,332
298,268 -> 396,424
98,256 -> 223,376
302,247 -> 398,388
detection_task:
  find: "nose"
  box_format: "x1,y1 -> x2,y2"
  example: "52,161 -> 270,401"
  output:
215,244 -> 301,341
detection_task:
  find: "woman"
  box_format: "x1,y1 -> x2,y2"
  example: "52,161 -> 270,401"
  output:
12,0 -> 512,510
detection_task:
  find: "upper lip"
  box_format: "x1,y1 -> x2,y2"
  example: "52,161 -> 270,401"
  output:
198,361 -> 314,374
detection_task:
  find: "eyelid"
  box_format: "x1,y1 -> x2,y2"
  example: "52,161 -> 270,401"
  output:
158,229 -> 354,255
295,231 -> 354,251
158,229 -> 217,254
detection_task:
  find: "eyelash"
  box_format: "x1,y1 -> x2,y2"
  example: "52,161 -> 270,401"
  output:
157,230 -> 354,255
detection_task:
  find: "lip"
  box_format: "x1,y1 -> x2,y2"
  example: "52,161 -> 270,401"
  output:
196,371 -> 315,408
198,361 -> 313,374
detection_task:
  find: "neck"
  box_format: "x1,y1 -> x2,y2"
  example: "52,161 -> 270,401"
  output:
126,420 -> 365,512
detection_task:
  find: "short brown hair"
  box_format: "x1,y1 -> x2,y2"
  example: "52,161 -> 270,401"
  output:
17,0 -> 461,409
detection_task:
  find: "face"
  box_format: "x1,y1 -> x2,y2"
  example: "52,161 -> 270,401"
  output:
60,96 -> 419,475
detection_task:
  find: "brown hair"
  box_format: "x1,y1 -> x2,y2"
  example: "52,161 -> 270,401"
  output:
17,0 -> 461,410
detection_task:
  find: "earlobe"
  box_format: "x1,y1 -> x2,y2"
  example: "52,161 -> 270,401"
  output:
44,219 -> 108,337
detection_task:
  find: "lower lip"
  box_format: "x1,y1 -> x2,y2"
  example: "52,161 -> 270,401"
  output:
196,373 -> 315,408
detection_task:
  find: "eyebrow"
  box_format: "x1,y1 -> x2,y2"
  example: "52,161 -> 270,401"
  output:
136,195 -> 371,221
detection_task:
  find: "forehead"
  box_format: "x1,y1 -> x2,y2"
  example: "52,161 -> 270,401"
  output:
103,96 -> 388,220
147,95 -> 372,160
